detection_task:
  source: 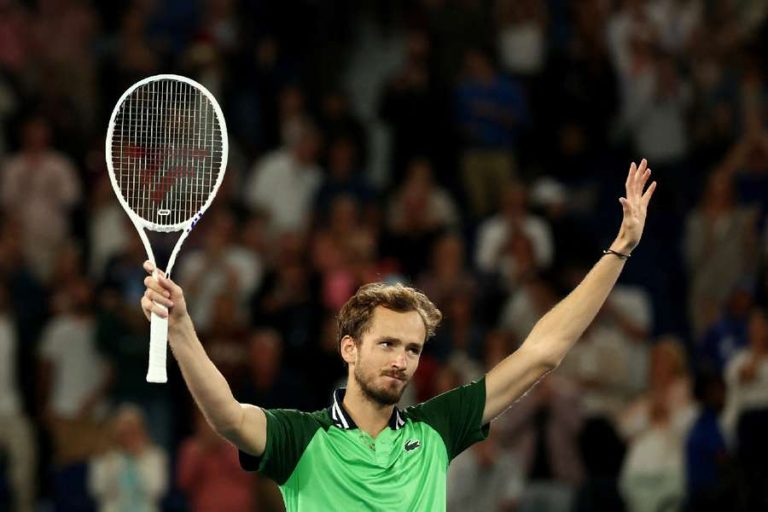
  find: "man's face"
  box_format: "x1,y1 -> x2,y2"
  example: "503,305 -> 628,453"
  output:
348,307 -> 426,405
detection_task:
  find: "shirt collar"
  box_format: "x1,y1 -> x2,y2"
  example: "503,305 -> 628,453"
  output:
329,388 -> 406,431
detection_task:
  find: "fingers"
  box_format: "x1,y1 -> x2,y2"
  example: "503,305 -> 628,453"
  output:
619,197 -> 630,211
144,288 -> 174,308
626,162 -> 636,190
140,295 -> 169,319
141,262 -> 180,321
158,275 -> 183,297
642,180 -> 657,204
143,260 -> 166,278
143,288 -> 173,318
144,275 -> 170,297
636,159 -> 647,175
627,159 -> 652,200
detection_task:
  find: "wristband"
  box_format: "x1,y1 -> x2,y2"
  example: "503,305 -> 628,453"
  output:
603,248 -> 630,260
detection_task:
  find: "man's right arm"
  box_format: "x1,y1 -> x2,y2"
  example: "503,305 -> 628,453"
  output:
140,261 -> 266,456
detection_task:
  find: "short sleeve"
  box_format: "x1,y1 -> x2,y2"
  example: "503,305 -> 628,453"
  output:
238,409 -> 322,485
405,378 -> 490,461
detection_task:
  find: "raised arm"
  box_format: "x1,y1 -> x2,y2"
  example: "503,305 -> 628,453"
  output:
141,262 -> 266,456
483,160 -> 656,424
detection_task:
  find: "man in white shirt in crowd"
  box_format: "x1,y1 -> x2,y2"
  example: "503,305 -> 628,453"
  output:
243,118 -> 323,236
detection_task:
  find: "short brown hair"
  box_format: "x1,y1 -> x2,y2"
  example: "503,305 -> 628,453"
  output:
337,282 -> 442,348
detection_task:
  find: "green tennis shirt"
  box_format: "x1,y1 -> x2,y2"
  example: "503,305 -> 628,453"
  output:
239,378 -> 490,511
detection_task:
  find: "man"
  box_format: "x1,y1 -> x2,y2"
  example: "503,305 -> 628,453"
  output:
141,160 -> 656,511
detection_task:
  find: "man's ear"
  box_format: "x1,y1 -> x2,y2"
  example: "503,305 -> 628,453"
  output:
340,335 -> 357,365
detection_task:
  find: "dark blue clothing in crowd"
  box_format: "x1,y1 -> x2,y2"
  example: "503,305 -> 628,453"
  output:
455,74 -> 528,149
698,316 -> 749,374
686,409 -> 728,496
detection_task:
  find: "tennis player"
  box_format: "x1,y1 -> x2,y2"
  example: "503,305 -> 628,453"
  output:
141,160 -> 655,510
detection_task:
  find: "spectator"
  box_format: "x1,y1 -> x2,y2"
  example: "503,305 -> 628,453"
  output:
455,47 -> 528,218
559,322 -> 636,427
387,158 -> 460,234
177,411 -> 256,512
311,195 -> 381,311
534,1 -> 619,185
417,231 -> 479,310
621,46 -> 692,215
684,170 -> 759,336
0,115 -> 82,281
101,5 -> 162,105
607,0 -> 654,81
243,118 -> 323,236
619,337 -> 697,512
384,158 -> 460,278
378,29 -> 451,187
177,208 -> 262,331
251,232 -> 323,358
447,427 -> 524,512
88,404 -> 168,512
199,293 -> 250,386
495,375 -> 584,512
718,129 -> 768,222
529,178 -> 598,270
619,414 -> 686,512
495,0 -> 547,78
317,89 -> 368,167
600,283 -> 655,392
498,272 -> 559,344
0,218 -> 48,393
313,136 -> 377,222
619,336 -> 697,441
275,85 -> 309,143
31,0 -> 100,135
88,175 -> 130,280
39,277 -> 111,466
475,182 -> 554,281
0,0 -> 32,75
697,280 -> 754,375
646,0 -> 703,56
235,328 -> 305,410
0,285 -> 36,512
430,292 -> 486,377
685,371 -> 733,512
721,307 -> 768,442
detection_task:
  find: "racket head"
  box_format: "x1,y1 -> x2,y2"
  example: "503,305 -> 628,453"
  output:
105,74 -> 228,233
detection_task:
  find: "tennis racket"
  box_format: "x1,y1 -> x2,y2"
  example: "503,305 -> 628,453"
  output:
105,74 -> 228,383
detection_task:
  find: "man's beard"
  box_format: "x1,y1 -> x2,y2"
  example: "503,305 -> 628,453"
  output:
354,363 -> 407,406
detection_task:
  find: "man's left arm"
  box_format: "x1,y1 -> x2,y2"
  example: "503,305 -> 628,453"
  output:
484,159 -> 657,424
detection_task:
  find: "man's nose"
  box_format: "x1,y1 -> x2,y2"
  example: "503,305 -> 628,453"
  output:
391,351 -> 407,370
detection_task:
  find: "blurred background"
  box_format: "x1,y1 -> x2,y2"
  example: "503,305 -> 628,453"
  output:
0,0 -> 767,511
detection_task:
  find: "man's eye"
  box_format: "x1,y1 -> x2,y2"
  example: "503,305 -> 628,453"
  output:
380,341 -> 392,347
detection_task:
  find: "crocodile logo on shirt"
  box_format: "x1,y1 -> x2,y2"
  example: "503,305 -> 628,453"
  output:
404,440 -> 421,452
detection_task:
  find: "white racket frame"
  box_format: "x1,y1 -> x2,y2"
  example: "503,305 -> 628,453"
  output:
105,74 -> 228,383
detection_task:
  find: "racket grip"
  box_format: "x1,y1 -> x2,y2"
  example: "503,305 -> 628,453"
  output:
147,311 -> 168,383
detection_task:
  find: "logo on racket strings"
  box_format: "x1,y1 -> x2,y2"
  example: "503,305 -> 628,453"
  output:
127,146 -> 210,203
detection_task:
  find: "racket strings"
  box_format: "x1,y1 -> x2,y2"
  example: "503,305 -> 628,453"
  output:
111,79 -> 224,227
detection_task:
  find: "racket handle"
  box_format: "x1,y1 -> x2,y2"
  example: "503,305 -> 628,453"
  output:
147,311 -> 168,383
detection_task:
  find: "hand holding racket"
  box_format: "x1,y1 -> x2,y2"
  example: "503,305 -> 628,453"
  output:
140,261 -> 187,326
105,74 -> 228,383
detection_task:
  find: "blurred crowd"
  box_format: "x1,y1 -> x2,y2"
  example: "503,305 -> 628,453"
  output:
1,0 -> 768,511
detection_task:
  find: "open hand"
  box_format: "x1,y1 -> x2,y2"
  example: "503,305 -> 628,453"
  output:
613,159 -> 657,253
